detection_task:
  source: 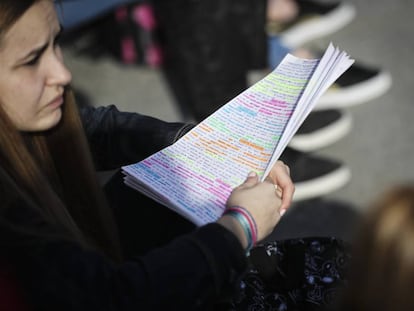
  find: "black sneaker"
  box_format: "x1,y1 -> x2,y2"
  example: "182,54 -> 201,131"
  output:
267,0 -> 355,48
316,62 -> 392,109
280,147 -> 351,201
288,109 -> 352,152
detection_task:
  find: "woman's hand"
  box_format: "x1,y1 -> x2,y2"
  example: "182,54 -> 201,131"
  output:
217,161 -> 294,248
267,160 -> 295,215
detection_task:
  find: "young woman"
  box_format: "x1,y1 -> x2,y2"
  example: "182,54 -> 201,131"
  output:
0,1 -> 348,310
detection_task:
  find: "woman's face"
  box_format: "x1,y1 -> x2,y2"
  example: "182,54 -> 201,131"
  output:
0,0 -> 72,131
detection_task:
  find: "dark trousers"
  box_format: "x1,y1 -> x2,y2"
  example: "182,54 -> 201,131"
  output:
154,0 -> 268,121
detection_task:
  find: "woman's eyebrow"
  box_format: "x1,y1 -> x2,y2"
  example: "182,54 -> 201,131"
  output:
19,44 -> 48,62
18,26 -> 63,63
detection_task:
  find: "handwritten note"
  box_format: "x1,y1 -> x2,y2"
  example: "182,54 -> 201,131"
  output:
123,43 -> 354,226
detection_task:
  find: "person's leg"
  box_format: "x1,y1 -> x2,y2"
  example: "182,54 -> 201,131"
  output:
267,0 -> 299,24
154,0 -> 267,122
266,0 -> 356,49
268,35 -> 292,69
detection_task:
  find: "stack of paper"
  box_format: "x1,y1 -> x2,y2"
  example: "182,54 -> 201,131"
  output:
122,43 -> 354,226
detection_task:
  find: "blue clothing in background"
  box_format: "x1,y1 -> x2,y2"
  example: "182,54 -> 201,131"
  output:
56,0 -> 139,30
268,35 -> 291,69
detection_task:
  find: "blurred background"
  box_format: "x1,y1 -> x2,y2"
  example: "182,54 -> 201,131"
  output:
61,0 -> 414,239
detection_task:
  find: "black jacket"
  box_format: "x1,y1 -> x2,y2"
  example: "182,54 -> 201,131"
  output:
80,104 -> 195,170
2,105 -> 248,311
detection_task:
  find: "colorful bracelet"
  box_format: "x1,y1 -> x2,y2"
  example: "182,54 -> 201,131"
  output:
223,206 -> 258,255
226,206 -> 258,244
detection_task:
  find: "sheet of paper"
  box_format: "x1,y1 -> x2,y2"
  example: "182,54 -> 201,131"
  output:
123,43 -> 354,226
264,43 -> 354,176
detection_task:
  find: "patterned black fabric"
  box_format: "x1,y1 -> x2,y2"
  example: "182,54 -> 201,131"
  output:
105,171 -> 350,310
230,238 -> 350,311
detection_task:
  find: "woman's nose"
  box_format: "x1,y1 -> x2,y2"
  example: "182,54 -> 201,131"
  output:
46,48 -> 72,86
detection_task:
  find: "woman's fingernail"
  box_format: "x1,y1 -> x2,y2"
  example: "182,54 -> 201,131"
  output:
280,209 -> 286,217
248,171 -> 257,177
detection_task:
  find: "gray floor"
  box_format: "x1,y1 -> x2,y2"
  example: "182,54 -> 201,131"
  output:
63,0 -> 414,235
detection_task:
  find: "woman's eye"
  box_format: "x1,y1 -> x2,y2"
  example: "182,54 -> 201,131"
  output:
25,55 -> 40,66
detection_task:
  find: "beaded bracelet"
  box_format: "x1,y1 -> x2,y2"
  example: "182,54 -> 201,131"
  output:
223,206 -> 258,255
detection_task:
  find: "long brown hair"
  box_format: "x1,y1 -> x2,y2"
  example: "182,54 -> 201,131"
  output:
337,185 -> 414,311
0,0 -> 121,261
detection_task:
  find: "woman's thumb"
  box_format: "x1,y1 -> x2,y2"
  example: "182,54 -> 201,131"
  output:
241,171 -> 259,187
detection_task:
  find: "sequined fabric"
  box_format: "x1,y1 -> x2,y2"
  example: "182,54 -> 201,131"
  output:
231,238 -> 350,311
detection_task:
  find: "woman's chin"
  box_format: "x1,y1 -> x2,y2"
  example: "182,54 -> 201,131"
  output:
18,109 -> 63,132
40,109 -> 63,131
